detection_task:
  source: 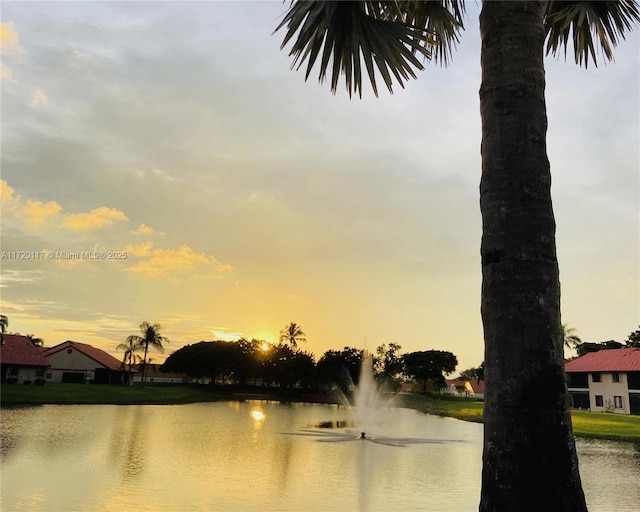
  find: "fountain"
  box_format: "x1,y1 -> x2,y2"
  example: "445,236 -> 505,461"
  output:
291,352 -> 456,447
343,352 -> 397,439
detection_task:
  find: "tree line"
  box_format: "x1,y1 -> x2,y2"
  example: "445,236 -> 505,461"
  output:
563,324 -> 640,356
157,324 -> 460,394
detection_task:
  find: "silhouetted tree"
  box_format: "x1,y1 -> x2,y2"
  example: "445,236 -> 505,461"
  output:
26,334 -> 44,347
127,321 -> 168,385
0,315 -> 8,344
374,342 -> 403,389
576,340 -> 623,357
116,337 -> 141,385
460,362 -> 485,383
562,324 -> 582,351
279,322 -> 307,348
625,326 -> 640,348
403,350 -> 457,393
316,347 -> 363,393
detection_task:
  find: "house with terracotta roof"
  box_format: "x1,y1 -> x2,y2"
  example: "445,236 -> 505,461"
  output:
443,378 -> 485,399
0,334 -> 51,384
565,348 -> 640,415
44,340 -> 126,385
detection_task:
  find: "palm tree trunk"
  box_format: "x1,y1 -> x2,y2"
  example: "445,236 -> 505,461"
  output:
142,344 -> 149,387
478,2 -> 586,510
127,352 -> 133,386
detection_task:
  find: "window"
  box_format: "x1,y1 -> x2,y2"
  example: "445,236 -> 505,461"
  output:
612,373 -> 620,383
570,392 -> 590,409
614,396 -> 623,409
592,373 -> 601,383
595,395 -> 604,407
567,373 -> 588,388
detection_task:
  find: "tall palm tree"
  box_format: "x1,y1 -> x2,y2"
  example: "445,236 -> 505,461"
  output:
279,322 -> 307,348
0,315 -> 8,344
116,336 -> 142,386
126,321 -> 169,386
275,2 -> 638,510
562,323 -> 582,351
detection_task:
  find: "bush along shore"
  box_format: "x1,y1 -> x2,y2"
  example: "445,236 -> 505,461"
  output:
2,383 -> 639,443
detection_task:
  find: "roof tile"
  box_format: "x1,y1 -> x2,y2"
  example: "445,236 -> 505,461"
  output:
45,340 -> 122,371
565,348 -> 640,373
0,334 -> 51,367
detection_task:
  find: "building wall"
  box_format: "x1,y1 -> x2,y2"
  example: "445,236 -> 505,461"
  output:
46,346 -> 105,383
4,365 -> 46,384
587,372 -> 630,414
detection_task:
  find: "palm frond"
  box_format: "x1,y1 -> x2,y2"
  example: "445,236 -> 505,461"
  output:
545,0 -> 640,68
275,1 -> 465,97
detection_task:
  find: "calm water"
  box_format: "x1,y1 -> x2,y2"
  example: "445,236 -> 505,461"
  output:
1,402 -> 639,511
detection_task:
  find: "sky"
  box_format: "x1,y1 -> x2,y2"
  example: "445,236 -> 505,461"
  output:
1,1 -> 638,373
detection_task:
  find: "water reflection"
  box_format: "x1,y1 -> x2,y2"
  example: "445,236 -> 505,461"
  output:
0,403 -> 638,512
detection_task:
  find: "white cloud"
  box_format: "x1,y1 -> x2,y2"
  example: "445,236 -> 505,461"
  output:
123,243 -> 233,278
133,223 -> 154,235
63,206 -> 128,231
22,200 -> 62,227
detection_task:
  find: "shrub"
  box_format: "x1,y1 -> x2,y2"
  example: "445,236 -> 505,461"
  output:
34,378 -> 46,386
6,377 -> 18,384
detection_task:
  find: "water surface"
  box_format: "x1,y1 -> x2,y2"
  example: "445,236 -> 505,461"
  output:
1,402 -> 638,511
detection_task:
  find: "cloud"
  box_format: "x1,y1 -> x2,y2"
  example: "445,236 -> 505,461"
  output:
0,180 -> 19,207
123,241 -> 153,258
2,180 -> 130,233
62,207 -> 128,231
0,62 -> 17,83
133,223 -> 154,235
124,243 -> 233,277
0,22 -> 24,54
0,21 -> 25,83
23,200 -> 62,227
31,88 -> 48,106
0,270 -> 43,288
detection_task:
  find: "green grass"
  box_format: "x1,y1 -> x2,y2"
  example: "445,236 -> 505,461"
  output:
0,383 -> 221,405
396,393 -> 640,442
570,409 -> 640,442
3,384 -> 639,442
397,392 -> 485,423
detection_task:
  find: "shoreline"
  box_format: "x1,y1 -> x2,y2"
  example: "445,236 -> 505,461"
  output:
2,384 -> 639,443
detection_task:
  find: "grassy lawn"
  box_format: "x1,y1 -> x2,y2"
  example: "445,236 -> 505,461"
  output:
397,392 -> 485,423
397,393 -> 640,442
570,409 -> 640,442
3,384 -> 639,442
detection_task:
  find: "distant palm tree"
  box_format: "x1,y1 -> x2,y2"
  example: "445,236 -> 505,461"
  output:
126,321 -> 169,386
0,315 -> 8,344
562,324 -> 582,351
116,336 -> 142,386
279,322 -> 307,348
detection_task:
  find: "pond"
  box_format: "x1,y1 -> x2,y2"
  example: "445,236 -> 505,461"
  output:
1,402 -> 639,511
